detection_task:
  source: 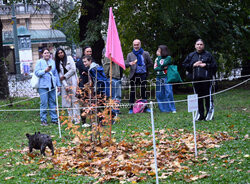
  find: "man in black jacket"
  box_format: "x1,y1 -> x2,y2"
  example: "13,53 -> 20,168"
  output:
183,39 -> 217,121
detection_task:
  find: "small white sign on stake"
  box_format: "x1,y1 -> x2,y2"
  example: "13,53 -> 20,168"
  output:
187,94 -> 198,157
188,94 -> 198,112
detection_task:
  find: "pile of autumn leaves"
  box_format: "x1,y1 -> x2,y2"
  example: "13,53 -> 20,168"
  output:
22,123 -> 234,183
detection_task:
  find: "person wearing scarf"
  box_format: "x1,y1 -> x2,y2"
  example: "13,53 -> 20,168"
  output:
125,39 -> 153,114
154,45 -> 176,113
55,48 -> 80,124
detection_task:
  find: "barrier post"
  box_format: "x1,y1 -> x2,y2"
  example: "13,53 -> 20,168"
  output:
55,87 -> 62,138
150,101 -> 159,184
192,111 -> 198,157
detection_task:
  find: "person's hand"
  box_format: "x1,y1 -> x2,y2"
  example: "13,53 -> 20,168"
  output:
193,61 -> 202,67
129,59 -> 137,66
57,87 -> 61,92
82,71 -> 87,75
45,66 -> 52,72
65,87 -> 70,92
60,76 -> 65,81
199,63 -> 206,67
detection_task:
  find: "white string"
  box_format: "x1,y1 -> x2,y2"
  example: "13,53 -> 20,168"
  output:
0,88 -> 58,108
2,73 -> 249,109
0,78 -> 248,112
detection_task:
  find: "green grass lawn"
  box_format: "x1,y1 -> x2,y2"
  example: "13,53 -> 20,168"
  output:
0,85 -> 249,183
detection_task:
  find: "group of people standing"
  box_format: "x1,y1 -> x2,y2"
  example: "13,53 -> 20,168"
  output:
34,38 -> 217,126
35,47 -> 81,126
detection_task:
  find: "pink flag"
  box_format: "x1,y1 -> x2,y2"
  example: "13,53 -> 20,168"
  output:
105,7 -> 125,70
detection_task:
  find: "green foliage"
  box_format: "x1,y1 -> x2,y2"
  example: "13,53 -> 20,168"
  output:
103,0 -> 249,78
50,1 -> 83,47
81,17 -> 103,47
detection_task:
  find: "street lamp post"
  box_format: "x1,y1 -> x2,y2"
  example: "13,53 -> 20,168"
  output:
12,3 -> 20,74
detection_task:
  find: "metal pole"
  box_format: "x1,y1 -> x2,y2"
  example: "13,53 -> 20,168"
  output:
192,111 -> 198,157
70,0 -> 76,56
55,87 -> 62,138
150,101 -> 159,184
11,3 -> 20,74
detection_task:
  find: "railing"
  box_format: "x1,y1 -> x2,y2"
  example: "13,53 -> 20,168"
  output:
0,4 -> 51,15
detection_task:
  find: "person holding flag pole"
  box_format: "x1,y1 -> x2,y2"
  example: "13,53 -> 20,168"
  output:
105,7 -> 126,138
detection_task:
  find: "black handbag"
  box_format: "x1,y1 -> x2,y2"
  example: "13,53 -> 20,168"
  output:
193,67 -> 209,80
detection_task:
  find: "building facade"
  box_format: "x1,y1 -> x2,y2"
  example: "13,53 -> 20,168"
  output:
0,0 -> 66,74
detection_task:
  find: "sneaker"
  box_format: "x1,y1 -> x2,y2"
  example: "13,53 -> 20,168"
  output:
41,122 -> 48,126
128,110 -> 133,114
145,108 -> 151,113
82,123 -> 91,128
172,111 -> 177,113
194,111 -> 200,121
205,108 -> 214,121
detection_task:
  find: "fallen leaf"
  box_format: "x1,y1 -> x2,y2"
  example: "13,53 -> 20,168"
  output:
220,155 -> 229,159
117,170 -> 126,176
190,175 -> 199,181
5,176 -> 14,180
27,173 -> 36,177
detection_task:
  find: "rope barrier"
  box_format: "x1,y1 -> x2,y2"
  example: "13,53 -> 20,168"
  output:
0,88 -> 56,108
0,77 -> 248,112
1,74 -> 250,109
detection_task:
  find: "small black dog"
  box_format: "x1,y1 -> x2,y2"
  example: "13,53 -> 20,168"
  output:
26,132 -> 54,156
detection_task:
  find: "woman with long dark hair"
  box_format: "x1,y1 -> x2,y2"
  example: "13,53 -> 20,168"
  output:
154,45 -> 176,113
55,48 -> 80,124
35,48 -> 61,126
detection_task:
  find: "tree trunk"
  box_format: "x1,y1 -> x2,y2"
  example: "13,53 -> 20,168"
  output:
0,19 -> 10,99
79,0 -> 105,64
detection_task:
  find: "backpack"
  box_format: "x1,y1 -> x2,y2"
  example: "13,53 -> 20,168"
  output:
133,99 -> 147,114
90,66 -> 107,82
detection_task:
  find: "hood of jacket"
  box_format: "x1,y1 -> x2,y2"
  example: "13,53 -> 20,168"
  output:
89,62 -> 99,71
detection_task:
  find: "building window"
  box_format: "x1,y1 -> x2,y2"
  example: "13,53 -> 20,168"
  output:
3,0 -> 8,5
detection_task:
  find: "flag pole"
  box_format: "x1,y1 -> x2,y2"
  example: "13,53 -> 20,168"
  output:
109,55 -> 112,140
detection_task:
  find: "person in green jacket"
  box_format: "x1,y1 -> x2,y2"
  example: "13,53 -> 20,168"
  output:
154,45 -> 176,113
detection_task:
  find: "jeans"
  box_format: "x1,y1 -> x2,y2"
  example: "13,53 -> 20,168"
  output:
106,79 -> 122,102
106,79 -> 122,114
38,88 -> 58,122
129,73 -> 147,110
156,77 -> 176,112
95,81 -> 108,96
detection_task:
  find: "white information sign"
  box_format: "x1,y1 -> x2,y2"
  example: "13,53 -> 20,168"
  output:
188,94 -> 198,112
187,94 -> 198,157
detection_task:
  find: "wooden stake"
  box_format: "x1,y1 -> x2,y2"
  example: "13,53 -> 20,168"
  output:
109,55 -> 112,140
